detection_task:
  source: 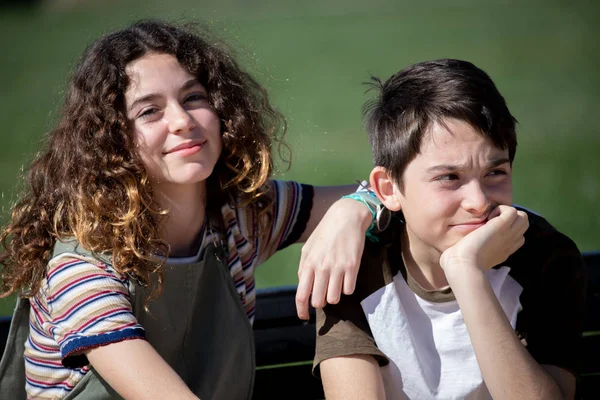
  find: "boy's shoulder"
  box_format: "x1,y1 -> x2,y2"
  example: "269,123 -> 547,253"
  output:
508,206 -> 583,271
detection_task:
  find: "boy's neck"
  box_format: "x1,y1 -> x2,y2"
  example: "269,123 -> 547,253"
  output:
400,228 -> 449,290
153,181 -> 207,258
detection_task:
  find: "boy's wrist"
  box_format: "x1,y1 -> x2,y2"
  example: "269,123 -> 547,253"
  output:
441,258 -> 486,287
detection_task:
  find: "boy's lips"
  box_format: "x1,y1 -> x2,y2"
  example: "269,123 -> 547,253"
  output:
456,219 -> 487,225
450,218 -> 488,230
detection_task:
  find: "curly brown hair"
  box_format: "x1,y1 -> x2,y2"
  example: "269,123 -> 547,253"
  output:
0,19 -> 289,299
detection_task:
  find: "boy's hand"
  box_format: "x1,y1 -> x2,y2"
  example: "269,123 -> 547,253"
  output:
440,205 -> 529,279
295,198 -> 371,320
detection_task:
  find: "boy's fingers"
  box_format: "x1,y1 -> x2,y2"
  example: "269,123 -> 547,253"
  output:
509,236 -> 526,255
295,269 -> 315,320
487,205 -> 502,220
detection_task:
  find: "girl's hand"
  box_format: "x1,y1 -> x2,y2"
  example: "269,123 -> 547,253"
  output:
440,205 -> 529,281
295,198 -> 371,320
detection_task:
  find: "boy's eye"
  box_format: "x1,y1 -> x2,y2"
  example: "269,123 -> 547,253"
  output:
437,173 -> 459,181
487,169 -> 507,177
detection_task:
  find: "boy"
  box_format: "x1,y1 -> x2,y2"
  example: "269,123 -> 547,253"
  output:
313,59 -> 586,399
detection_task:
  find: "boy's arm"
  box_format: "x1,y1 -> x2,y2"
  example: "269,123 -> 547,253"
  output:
447,270 -> 574,399
441,206 -> 582,399
86,339 -> 199,400
320,355 -> 386,400
313,272 -> 389,400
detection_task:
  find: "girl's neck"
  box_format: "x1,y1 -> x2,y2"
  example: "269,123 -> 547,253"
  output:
400,228 -> 449,290
153,181 -> 207,258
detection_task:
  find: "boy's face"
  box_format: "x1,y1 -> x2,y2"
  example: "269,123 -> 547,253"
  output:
397,118 -> 513,258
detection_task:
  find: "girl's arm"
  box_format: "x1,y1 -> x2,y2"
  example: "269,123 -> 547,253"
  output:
297,185 -> 369,243
320,355 -> 386,400
295,185 -> 375,320
86,339 -> 199,400
441,206 -> 575,399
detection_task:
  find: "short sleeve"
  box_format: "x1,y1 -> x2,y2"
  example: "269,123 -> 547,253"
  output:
313,291 -> 388,378
256,180 -> 313,263
43,255 -> 145,368
521,243 -> 587,374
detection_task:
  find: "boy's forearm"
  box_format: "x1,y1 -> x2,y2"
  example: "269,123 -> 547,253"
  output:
320,355 -> 386,400
447,267 -> 571,400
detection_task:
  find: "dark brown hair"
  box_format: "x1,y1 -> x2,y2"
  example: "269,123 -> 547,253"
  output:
363,58 -> 517,190
0,19 -> 288,299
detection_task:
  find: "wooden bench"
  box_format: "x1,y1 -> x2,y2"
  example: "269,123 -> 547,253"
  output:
1,251 -> 598,398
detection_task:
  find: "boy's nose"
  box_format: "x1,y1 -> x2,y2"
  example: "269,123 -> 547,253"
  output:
461,180 -> 491,215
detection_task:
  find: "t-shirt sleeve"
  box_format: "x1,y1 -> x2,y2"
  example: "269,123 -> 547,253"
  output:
519,235 -> 587,375
43,255 -> 145,368
313,291 -> 388,378
256,180 -> 313,264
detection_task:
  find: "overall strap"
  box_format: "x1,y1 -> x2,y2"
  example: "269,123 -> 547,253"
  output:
206,205 -> 228,262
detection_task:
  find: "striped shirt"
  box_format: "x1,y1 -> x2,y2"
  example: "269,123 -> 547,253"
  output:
24,180 -> 313,399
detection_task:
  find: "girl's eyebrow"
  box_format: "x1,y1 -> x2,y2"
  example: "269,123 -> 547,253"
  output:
426,157 -> 511,174
128,79 -> 204,112
128,93 -> 160,112
180,78 -> 203,92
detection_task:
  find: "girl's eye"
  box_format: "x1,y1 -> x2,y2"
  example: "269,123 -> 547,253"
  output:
138,107 -> 158,119
185,93 -> 208,103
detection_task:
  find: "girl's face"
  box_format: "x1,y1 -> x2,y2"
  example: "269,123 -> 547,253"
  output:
125,53 -> 222,188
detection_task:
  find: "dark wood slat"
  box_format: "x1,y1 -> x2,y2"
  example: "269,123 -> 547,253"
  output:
581,334 -> 600,375
253,284 -> 316,330
577,373 -> 600,400
254,324 -> 316,367
253,363 -> 324,400
583,252 -> 600,332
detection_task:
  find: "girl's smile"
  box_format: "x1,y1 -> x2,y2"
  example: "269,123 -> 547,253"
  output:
164,139 -> 207,156
125,53 -> 223,188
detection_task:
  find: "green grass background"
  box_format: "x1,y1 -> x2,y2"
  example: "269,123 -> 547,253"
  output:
0,0 -> 598,315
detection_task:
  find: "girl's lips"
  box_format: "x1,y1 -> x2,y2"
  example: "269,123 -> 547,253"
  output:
165,140 -> 206,155
170,144 -> 202,156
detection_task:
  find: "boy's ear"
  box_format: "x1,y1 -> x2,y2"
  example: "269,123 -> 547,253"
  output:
370,166 -> 402,212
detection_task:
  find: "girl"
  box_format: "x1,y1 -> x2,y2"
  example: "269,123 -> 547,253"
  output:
0,19 -> 376,399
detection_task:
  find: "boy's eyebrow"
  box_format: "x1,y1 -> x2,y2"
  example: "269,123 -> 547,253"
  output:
128,79 -> 203,111
426,157 -> 511,173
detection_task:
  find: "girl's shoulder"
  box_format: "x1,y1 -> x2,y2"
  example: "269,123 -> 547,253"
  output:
44,238 -> 125,292
218,179 -> 293,238
51,237 -> 111,266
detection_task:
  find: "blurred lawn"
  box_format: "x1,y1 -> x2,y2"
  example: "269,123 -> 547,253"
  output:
0,0 -> 598,315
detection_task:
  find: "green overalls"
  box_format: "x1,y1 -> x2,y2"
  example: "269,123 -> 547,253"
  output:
0,216 -> 255,399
